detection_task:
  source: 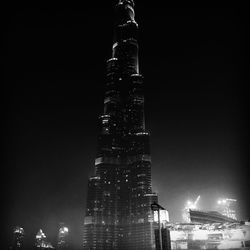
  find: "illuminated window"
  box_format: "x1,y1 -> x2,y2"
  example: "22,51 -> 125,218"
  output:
104,191 -> 111,197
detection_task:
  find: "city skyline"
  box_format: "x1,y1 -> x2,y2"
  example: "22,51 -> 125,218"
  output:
4,2 -> 248,249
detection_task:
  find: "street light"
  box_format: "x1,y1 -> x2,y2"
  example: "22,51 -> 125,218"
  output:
151,202 -> 166,250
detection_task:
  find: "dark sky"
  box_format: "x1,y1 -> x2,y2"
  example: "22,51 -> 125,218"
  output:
4,2 -> 249,249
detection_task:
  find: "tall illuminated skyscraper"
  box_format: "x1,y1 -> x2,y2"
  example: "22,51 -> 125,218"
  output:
83,1 -> 158,249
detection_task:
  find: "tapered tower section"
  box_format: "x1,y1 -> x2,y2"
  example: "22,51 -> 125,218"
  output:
83,1 -> 158,249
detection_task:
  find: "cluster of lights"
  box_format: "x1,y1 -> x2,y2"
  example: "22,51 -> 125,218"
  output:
35,229 -> 55,248
217,198 -> 237,220
59,226 -> 69,235
217,198 -> 237,205
14,227 -> 24,234
218,199 -> 227,205
169,224 -> 250,249
36,229 -> 46,240
184,196 -> 200,211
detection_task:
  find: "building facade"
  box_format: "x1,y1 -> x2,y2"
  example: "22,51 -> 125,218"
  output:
83,1 -> 158,249
189,209 -> 238,224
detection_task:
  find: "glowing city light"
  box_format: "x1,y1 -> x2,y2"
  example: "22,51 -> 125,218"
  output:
59,226 -> 69,235
153,209 -> 169,223
182,195 -> 200,222
36,229 -> 46,239
14,227 -> 24,234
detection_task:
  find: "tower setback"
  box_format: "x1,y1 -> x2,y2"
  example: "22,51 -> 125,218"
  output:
83,1 -> 158,249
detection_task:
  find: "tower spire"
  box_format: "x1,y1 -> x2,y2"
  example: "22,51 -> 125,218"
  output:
118,0 -> 135,6
113,0 -> 139,74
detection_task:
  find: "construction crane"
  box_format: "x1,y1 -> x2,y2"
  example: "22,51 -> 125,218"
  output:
182,195 -> 200,222
193,195 -> 201,207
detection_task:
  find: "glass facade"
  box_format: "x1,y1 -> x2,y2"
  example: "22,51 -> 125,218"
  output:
83,1 -> 158,249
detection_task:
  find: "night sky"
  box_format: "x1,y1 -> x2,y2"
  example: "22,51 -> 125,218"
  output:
4,2 -> 249,249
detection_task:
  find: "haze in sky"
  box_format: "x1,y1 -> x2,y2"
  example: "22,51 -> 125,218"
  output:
4,2 -> 248,248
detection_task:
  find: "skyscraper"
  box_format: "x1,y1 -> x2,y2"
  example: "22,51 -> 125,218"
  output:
83,1 -> 158,249
11,226 -> 24,250
35,229 -> 54,249
57,223 -> 69,250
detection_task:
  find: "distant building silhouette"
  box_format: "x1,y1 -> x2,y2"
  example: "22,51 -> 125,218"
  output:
35,229 -> 54,249
217,198 -> 237,220
10,226 -> 24,250
83,0 -> 159,249
57,223 -> 69,250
